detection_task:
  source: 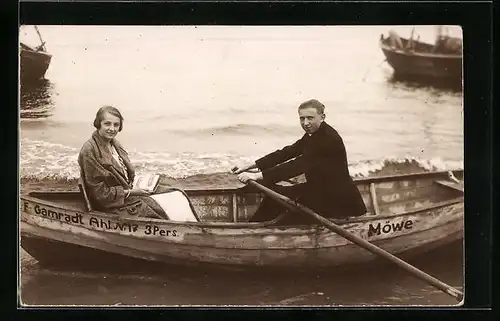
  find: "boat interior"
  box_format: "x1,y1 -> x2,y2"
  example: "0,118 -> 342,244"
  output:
20,42 -> 46,53
23,170 -> 464,226
380,34 -> 462,55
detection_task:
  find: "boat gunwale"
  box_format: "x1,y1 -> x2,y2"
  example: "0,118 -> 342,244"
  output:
21,168 -> 464,195
350,169 -> 463,184
20,43 -> 52,58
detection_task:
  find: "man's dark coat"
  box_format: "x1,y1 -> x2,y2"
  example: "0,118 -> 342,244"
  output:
255,121 -> 367,220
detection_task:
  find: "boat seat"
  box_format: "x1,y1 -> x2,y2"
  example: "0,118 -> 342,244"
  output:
434,180 -> 464,193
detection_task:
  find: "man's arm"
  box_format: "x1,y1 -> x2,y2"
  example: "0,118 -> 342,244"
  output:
260,133 -> 345,183
260,156 -> 306,183
255,137 -> 304,171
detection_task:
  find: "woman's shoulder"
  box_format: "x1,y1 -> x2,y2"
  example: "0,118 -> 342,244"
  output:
79,136 -> 98,154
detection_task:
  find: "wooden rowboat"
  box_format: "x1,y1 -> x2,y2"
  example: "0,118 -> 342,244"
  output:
20,170 -> 464,271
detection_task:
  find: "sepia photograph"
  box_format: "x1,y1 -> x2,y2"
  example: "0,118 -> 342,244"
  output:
19,25 -> 464,307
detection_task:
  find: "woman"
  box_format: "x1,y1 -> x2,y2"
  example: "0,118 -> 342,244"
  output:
78,106 -> 168,219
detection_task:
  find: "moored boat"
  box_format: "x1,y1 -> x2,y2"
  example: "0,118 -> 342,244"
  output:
379,28 -> 462,84
20,170 -> 464,271
20,26 -> 52,84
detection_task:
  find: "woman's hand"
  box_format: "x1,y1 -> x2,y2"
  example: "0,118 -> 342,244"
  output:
127,188 -> 152,197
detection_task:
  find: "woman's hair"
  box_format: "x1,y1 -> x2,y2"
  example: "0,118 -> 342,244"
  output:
298,99 -> 325,115
93,105 -> 124,131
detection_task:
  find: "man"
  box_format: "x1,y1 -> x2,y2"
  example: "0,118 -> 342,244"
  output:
232,99 -> 367,225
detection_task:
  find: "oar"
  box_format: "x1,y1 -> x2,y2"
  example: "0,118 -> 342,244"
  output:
246,179 -> 464,302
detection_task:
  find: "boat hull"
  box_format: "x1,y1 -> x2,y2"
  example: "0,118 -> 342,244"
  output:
19,201 -> 463,269
20,47 -> 52,83
21,227 -> 463,272
379,37 -> 462,82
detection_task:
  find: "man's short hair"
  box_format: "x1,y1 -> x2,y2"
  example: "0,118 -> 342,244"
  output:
298,99 -> 325,115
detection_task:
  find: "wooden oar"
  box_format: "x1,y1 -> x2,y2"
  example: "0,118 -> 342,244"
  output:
246,179 -> 464,302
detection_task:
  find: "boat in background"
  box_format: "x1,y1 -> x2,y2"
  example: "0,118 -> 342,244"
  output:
20,26 -> 52,84
379,27 -> 462,85
20,169 -> 464,271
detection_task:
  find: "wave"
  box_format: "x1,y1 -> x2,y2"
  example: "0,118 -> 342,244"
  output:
20,138 -> 463,185
170,123 -> 297,137
347,157 -> 463,177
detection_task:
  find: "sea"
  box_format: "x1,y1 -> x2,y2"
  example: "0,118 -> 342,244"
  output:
19,25 -> 464,307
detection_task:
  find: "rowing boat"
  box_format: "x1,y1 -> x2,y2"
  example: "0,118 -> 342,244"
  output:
20,170 -> 464,270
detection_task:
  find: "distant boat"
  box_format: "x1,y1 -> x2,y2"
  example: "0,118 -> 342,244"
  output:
20,26 -> 52,83
379,28 -> 462,83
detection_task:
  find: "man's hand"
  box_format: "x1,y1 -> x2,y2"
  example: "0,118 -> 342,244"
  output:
231,162 -> 257,174
237,172 -> 263,183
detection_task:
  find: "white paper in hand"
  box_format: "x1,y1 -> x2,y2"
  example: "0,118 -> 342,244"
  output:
132,173 -> 160,193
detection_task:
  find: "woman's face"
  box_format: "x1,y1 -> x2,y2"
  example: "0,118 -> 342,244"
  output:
98,112 -> 121,141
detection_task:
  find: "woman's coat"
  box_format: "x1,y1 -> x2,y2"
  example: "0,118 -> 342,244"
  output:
78,131 -> 167,219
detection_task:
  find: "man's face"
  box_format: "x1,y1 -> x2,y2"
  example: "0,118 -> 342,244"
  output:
299,107 -> 325,135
